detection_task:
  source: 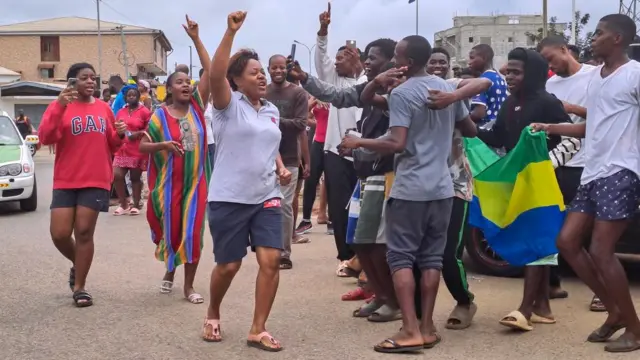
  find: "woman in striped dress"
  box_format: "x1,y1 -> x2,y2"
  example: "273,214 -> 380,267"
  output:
139,15 -> 211,303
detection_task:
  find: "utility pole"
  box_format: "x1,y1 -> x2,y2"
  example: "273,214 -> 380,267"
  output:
570,0 -> 576,45
96,0 -> 102,90
542,0 -> 548,38
114,25 -> 129,79
415,0 -> 419,35
189,46 -> 193,77
620,0 -> 640,35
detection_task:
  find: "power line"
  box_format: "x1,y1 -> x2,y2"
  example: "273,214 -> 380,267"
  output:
95,0 -> 137,25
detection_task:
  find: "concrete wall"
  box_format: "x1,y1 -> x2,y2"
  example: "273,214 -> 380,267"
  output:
0,33 -> 168,82
435,15 -> 568,68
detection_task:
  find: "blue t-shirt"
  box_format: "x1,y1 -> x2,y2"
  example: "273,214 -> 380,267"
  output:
470,70 -> 508,127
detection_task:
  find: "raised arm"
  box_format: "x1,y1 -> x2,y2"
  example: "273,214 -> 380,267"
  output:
182,15 -> 212,102
106,105 -> 126,153
428,78 -> 492,110
208,11 -> 247,110
38,88 -> 75,145
315,3 -> 337,81
360,67 -> 406,110
288,59 -> 362,108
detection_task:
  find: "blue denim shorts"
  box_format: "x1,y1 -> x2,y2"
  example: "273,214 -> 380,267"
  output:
208,199 -> 283,264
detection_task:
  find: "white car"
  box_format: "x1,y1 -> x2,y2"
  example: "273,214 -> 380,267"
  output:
0,111 -> 38,211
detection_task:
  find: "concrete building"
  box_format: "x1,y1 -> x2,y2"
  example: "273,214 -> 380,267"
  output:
0,82 -> 65,126
434,15 -> 568,68
0,16 -> 172,84
0,66 -> 20,84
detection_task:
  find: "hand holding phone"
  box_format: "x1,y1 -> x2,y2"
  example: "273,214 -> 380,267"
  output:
67,77 -> 78,89
290,43 -> 297,62
346,40 -> 356,49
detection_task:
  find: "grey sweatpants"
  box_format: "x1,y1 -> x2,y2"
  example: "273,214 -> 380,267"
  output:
280,166 -> 299,260
385,197 -> 453,272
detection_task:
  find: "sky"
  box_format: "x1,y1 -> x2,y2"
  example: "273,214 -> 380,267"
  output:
1,0 -> 614,77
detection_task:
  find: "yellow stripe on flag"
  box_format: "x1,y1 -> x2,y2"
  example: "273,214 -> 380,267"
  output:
474,160 -> 565,228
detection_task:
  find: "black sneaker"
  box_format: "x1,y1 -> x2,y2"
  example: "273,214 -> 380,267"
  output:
295,220 -> 313,235
326,222 -> 334,235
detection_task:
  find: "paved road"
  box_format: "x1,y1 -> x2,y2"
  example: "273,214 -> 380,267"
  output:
2,152 -> 640,360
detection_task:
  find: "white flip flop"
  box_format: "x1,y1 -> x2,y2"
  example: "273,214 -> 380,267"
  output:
160,280 -> 173,294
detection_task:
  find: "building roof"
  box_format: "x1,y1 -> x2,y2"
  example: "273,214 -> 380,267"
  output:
0,16 -> 172,51
0,66 -> 20,76
0,81 -> 65,91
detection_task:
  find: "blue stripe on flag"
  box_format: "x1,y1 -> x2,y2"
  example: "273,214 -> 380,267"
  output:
346,181 -> 361,245
468,198 -> 563,266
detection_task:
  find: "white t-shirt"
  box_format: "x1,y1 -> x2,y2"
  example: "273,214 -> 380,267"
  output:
581,60 -> 640,185
204,103 -> 214,145
546,64 -> 596,167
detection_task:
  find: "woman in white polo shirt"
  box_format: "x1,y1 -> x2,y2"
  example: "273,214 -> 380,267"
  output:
201,11 -> 291,352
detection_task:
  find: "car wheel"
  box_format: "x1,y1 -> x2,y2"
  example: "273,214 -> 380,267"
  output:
464,225 -> 523,277
19,176 -> 37,212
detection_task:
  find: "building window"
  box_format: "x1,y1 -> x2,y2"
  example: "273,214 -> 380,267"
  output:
468,37 -> 474,43
508,37 -> 514,42
40,36 -> 60,62
40,68 -> 54,79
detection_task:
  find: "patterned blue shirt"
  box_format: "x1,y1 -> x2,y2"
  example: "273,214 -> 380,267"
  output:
470,70 -> 508,127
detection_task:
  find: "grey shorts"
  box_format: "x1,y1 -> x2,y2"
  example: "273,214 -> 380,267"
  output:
51,188 -> 110,212
385,197 -> 453,272
208,199 -> 283,264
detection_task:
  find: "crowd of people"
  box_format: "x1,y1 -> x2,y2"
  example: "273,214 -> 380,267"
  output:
36,4 -> 640,354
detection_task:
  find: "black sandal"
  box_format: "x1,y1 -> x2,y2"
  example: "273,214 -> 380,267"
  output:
587,323 -> 625,342
72,290 -> 93,308
68,267 -> 75,291
279,258 -> 293,270
373,339 -> 423,354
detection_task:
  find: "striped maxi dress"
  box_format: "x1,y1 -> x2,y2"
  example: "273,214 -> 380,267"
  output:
145,89 -> 211,272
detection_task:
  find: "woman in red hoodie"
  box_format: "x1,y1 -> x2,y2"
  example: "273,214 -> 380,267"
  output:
39,63 -> 126,307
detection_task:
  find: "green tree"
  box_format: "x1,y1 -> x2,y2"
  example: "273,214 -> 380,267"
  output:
526,16 -> 566,44
526,12 -> 592,55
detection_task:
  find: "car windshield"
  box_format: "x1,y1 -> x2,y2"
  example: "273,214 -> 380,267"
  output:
0,116 -> 23,145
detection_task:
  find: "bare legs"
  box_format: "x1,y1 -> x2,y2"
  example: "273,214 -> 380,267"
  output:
113,167 -> 129,210
129,169 -> 143,209
50,206 -> 99,305
206,247 -> 281,348
516,266 -> 552,320
162,261 -> 200,299
557,213 -> 622,327
354,245 -> 397,307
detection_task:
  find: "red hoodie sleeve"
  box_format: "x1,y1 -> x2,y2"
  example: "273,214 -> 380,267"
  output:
106,103 -> 123,153
38,101 -> 66,145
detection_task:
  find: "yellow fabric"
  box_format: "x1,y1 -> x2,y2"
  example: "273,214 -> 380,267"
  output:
384,172 -> 394,199
473,160 -> 565,228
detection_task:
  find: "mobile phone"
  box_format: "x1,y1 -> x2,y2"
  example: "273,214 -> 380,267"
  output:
346,40 -> 356,49
290,43 -> 297,62
346,129 -> 362,138
67,78 -> 78,88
